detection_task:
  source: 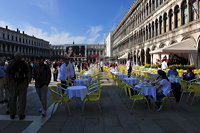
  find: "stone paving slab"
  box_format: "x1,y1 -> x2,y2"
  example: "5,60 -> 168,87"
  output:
0,120 -> 32,133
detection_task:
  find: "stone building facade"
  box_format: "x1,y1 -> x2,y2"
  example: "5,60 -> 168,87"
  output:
112,0 -> 200,67
0,26 -> 51,59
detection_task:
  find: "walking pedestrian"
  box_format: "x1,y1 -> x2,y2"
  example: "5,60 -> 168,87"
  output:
33,56 -> 51,117
126,58 -> 133,78
5,53 -> 31,120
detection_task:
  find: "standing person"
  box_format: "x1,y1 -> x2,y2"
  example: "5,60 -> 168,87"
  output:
5,53 -> 31,120
126,58 -> 133,78
33,56 -> 51,117
0,60 -> 7,104
100,60 -> 104,72
59,57 -> 75,91
161,59 -> 168,70
77,61 -> 81,72
53,62 -> 58,81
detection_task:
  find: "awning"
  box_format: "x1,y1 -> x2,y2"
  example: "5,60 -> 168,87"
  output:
118,53 -> 128,59
150,38 -> 197,54
90,54 -> 100,58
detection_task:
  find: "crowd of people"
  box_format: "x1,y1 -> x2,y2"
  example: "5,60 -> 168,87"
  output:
0,53 -> 106,120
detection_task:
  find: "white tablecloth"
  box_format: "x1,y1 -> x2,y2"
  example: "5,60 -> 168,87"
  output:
67,86 -> 88,101
168,77 -> 181,83
116,74 -> 127,79
124,78 -> 139,86
112,71 -> 120,75
135,83 -> 157,101
74,79 -> 88,86
81,75 -> 92,79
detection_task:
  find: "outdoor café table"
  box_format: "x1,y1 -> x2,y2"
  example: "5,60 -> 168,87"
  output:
124,78 -> 139,86
116,74 -> 127,79
135,83 -> 157,101
67,86 -> 88,101
112,71 -> 120,75
81,74 -> 92,79
168,77 -> 181,83
74,79 -> 88,86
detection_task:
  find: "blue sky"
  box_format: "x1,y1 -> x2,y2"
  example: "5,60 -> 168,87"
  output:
0,0 -> 134,44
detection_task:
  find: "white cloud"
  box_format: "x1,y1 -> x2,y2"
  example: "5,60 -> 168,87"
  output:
23,24 -> 87,44
32,0 -> 59,15
0,19 -> 105,44
87,26 -> 103,44
0,20 -> 14,29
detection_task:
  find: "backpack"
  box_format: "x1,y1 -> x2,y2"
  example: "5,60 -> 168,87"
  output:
11,60 -> 29,82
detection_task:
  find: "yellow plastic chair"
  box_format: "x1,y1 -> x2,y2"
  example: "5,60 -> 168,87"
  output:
190,83 -> 200,105
180,80 -> 195,102
49,86 -> 70,116
127,86 -> 150,113
82,85 -> 103,112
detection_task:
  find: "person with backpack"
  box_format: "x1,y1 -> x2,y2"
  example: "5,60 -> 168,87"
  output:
5,53 -> 31,120
32,56 -> 51,117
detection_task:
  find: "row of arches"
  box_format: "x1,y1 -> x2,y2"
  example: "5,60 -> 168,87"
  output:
113,0 -> 167,42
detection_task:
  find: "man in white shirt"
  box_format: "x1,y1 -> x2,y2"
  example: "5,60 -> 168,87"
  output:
161,59 -> 168,70
100,60 -> 103,72
59,57 -> 75,91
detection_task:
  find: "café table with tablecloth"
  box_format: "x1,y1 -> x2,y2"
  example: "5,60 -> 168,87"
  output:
67,86 -> 88,101
74,79 -> 88,86
116,74 -> 127,79
81,75 -> 92,79
135,83 -> 157,101
124,78 -> 139,86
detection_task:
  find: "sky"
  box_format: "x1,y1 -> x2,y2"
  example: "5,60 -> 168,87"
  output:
0,0 -> 134,44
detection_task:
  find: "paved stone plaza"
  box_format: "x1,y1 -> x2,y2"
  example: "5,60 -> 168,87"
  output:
0,72 -> 200,133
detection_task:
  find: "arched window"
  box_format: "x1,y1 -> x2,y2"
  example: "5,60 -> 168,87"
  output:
152,0 -> 155,11
156,0 -> 159,8
181,0 -> 188,25
168,9 -> 173,31
152,21 -> 155,37
143,30 -> 145,42
149,24 -> 151,39
149,0 -> 152,13
174,5 -> 180,28
163,13 -> 167,33
159,16 -> 162,34
155,19 -> 158,36
189,0 -> 198,22
146,26 -> 149,40
146,3 -> 149,16
160,0 -> 163,5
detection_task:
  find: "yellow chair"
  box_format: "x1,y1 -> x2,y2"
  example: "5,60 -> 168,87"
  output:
82,85 -> 103,112
49,86 -> 70,116
127,86 -> 150,113
190,83 -> 200,105
180,80 -> 195,102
